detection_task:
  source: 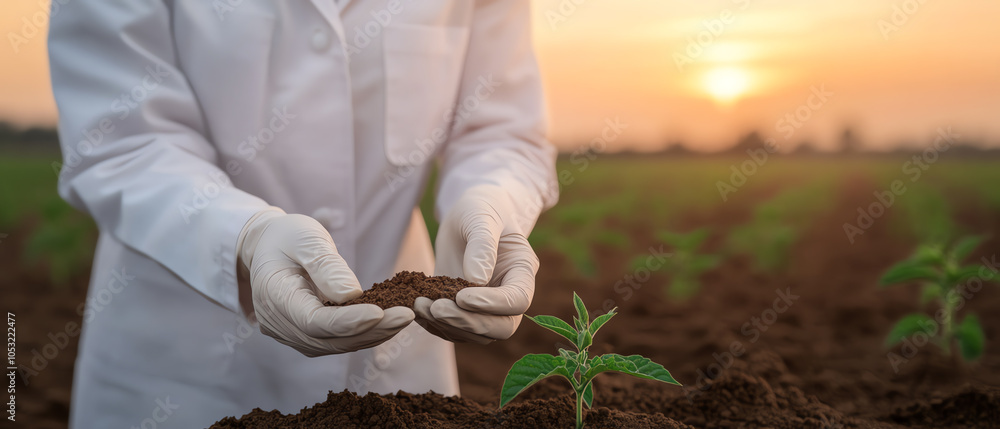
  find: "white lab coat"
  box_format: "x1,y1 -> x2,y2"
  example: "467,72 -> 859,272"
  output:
47,1 -> 557,427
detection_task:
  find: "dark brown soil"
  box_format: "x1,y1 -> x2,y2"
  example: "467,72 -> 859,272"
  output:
210,389 -> 691,429
0,220 -> 83,429
329,271 -> 476,309
449,173 -> 1000,429
8,164 -> 1000,428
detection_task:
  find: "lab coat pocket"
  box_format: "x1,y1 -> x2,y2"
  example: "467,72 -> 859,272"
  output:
383,24 -> 470,167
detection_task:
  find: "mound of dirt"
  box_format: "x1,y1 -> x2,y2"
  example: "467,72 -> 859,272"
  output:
327,271 -> 477,309
885,384 -> 1000,428
585,350 -> 874,428
210,389 -> 691,429
212,349 -> 1000,428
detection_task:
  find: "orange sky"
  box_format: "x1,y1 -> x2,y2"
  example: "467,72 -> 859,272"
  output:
3,1 -> 999,152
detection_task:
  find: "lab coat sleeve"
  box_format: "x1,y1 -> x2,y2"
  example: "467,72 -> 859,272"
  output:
435,0 -> 559,235
48,1 -> 268,312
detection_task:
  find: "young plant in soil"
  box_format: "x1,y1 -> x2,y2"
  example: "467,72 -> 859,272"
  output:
726,180 -> 833,274
500,292 -> 681,428
727,204 -> 796,273
880,235 -> 993,361
638,228 -> 720,298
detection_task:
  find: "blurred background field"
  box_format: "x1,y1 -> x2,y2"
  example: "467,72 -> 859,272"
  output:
7,149 -> 999,287
7,146 -> 1000,427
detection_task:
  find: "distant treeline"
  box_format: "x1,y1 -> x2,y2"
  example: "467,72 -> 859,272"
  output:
1,122 -> 997,158
708,130 -> 1000,158
0,122 -> 60,152
572,129 -> 1000,158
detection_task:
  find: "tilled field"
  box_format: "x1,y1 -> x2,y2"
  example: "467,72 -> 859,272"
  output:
447,175 -> 1000,428
7,171 -> 1000,428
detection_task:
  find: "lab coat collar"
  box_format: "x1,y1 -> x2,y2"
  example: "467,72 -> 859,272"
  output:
310,0 -> 348,53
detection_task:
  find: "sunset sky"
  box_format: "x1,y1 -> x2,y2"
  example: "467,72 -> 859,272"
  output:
2,1 -> 999,152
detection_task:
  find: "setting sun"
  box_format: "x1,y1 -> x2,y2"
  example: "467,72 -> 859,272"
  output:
703,67 -> 751,104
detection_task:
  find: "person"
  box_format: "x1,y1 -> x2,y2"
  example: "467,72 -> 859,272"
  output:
47,1 -> 557,427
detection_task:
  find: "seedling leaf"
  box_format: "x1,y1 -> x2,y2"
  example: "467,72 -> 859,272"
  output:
573,315 -> 586,332
911,244 -> 945,265
628,254 -> 650,272
946,265 -> 984,286
582,382 -> 594,408
583,354 -> 633,381
577,328 -> 593,351
529,315 -> 578,346
564,354 -> 580,377
583,354 -> 680,386
884,313 -> 936,347
658,228 -> 710,250
595,230 -> 631,249
588,309 -> 617,337
880,261 -> 940,286
956,314 -> 985,361
951,235 -> 985,262
919,283 -> 939,304
691,254 -> 721,272
668,276 -> 699,299
500,354 -> 569,408
550,237 -> 597,278
558,348 -> 576,361
573,292 -> 590,327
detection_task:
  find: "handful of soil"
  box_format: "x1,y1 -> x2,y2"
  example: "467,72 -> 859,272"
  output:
325,271 -> 477,309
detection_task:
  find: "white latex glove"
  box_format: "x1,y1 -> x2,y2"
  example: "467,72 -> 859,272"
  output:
237,207 -> 414,357
414,186 -> 538,344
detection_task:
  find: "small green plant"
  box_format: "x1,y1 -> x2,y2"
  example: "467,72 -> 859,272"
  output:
880,235 -> 993,361
727,179 -> 833,273
500,293 -> 681,428
530,195 -> 639,279
530,231 -> 598,279
894,186 -> 955,245
24,195 -> 96,286
635,228 -> 720,298
728,205 -> 796,273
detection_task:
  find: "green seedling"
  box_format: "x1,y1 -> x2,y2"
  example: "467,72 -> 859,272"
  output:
727,179 -> 833,273
636,228 -> 720,298
728,205 -> 796,273
895,187 -> 955,245
24,195 -> 96,286
500,293 -> 681,429
880,235 -> 993,361
533,194 -> 639,279
594,229 -> 631,250
531,232 -> 598,279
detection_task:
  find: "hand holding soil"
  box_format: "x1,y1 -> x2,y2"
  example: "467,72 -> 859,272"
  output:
325,271 -> 477,310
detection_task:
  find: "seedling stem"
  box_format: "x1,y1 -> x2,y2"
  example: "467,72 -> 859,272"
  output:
499,292 -> 681,428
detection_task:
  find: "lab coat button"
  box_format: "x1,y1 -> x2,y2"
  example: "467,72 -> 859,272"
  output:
311,28 -> 330,51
